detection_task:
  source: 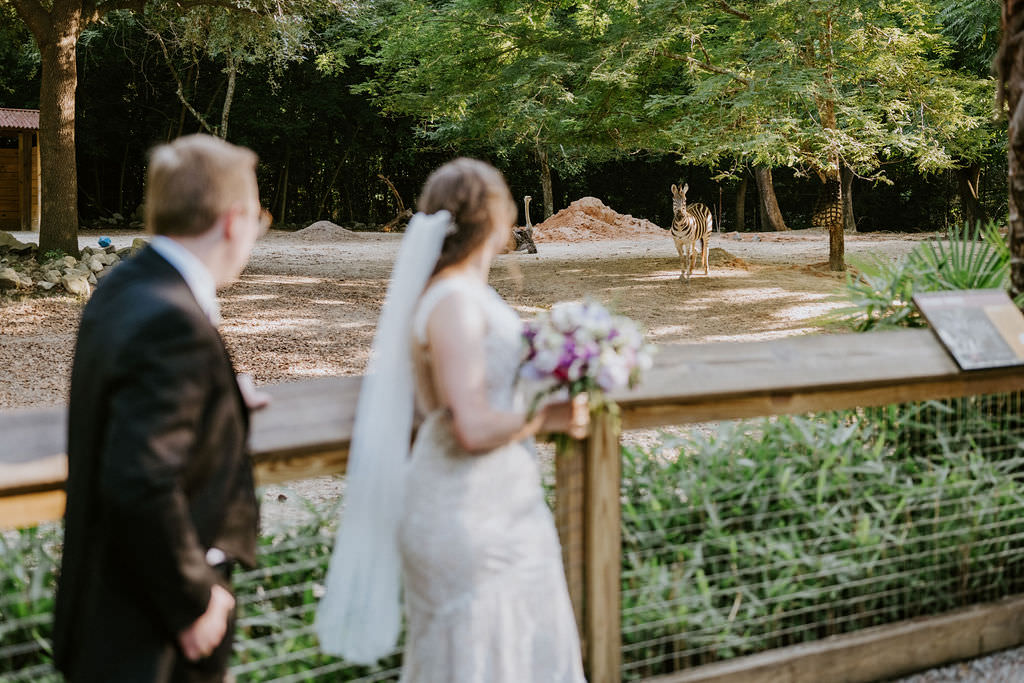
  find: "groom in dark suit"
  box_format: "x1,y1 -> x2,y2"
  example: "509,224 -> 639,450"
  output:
53,134 -> 270,682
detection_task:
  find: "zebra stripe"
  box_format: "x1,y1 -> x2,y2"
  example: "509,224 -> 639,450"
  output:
670,203 -> 713,243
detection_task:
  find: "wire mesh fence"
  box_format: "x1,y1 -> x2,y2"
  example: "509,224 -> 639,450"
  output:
4,393 -> 1023,682
619,392 -> 1024,680
0,451 -> 565,683
0,492 -> 404,683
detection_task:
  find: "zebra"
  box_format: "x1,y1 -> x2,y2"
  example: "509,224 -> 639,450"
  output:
670,183 -> 714,280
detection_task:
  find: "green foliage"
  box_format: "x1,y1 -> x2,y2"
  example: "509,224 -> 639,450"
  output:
0,525 -> 61,681
0,500 -> 401,682
230,500 -> 401,681
40,249 -> 65,263
936,0 -> 1001,75
353,0 -> 654,175
834,223 -> 1019,331
643,0 -> 994,176
620,396 -> 1024,677
0,4 -> 38,104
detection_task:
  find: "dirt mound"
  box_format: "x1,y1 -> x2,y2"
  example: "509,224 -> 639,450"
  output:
533,197 -> 666,242
289,221 -> 365,243
709,247 -> 749,269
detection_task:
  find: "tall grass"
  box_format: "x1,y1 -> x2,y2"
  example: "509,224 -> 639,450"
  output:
620,395 -> 1024,678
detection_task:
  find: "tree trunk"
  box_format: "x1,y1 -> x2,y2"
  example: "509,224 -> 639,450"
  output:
219,54 -> 237,140
754,165 -> 789,231
999,0 -> 1024,301
317,159 -> 344,219
829,208 -> 845,271
757,185 -> 767,231
735,175 -> 747,232
957,163 -> 987,232
537,145 -> 554,219
841,164 -> 856,234
31,7 -> 83,255
278,152 -> 290,224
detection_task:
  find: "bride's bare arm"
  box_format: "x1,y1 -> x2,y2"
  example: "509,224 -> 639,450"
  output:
426,291 -> 587,453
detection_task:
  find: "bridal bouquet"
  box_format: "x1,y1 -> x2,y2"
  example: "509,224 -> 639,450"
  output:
520,300 -> 654,418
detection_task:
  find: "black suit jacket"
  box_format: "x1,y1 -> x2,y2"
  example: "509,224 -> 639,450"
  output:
53,245 -> 259,681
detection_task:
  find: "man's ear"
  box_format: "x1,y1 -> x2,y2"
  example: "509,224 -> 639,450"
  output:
219,205 -> 242,241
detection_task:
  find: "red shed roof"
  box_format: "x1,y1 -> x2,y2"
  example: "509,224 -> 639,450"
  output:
0,108 -> 40,131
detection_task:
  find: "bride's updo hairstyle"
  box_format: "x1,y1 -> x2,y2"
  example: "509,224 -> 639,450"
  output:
418,158 -> 516,275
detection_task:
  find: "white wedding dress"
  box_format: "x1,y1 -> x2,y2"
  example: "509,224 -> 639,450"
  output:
398,274 -> 586,683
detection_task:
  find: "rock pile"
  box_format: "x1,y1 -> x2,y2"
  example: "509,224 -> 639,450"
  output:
533,197 -> 666,242
0,232 -> 148,297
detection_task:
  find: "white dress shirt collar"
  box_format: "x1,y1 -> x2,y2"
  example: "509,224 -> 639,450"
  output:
150,235 -> 221,325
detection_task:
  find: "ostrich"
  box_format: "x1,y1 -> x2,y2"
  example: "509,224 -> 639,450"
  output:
513,195 -> 538,254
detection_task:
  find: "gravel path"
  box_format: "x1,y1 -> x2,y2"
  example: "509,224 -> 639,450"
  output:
890,646 -> 1024,682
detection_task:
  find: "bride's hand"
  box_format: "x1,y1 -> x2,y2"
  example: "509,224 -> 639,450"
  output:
539,393 -> 590,440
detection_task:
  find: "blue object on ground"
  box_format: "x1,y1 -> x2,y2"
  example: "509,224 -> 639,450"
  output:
98,236 -> 111,248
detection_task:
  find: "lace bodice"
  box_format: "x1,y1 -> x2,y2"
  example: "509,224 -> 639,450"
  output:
412,275 -> 526,413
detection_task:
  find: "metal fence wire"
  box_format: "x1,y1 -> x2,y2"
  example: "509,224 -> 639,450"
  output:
0,451 -> 565,683
3,393 -> 1024,682
619,392 -> 1024,680
0,493 -> 403,683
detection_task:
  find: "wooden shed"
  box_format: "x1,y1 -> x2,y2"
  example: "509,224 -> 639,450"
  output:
0,108 -> 40,232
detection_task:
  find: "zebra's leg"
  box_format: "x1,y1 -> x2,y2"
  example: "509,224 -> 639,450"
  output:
675,239 -> 686,280
702,236 -> 709,276
688,240 -> 697,280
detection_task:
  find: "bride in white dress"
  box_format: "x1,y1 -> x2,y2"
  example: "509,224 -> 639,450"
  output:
316,158 -> 588,682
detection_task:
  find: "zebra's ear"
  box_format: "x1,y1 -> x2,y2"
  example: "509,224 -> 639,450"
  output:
682,183 -> 689,194
671,184 -> 678,194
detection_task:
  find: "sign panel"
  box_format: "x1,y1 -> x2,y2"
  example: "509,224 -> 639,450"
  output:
913,289 -> 1024,370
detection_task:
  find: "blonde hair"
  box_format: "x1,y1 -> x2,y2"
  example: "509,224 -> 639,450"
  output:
417,158 -> 515,275
144,134 -> 258,237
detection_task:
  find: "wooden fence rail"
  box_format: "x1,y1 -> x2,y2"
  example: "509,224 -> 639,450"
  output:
3,328 -> 1024,683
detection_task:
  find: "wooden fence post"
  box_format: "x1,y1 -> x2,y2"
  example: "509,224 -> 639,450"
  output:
556,436 -> 587,649
585,410 -> 623,683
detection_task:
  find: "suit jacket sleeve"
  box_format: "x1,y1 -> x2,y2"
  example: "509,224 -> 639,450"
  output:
98,308 -> 221,637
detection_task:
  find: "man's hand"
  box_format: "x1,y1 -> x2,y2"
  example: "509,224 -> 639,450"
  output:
178,584 -> 235,661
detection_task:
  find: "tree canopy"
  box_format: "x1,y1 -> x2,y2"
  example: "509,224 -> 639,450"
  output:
1,0 -> 1007,248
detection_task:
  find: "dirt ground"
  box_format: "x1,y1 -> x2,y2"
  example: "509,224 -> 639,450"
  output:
0,226 -> 926,411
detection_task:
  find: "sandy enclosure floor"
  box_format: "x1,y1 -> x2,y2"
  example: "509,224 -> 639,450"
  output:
0,226 -> 923,411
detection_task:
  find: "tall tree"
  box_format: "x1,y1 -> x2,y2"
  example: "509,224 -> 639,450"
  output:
143,6 -> 308,140
615,0 -> 992,269
354,0 -> 640,219
10,0 -> 321,254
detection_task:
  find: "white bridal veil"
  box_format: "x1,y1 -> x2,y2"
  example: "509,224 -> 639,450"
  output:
315,210 -> 453,663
